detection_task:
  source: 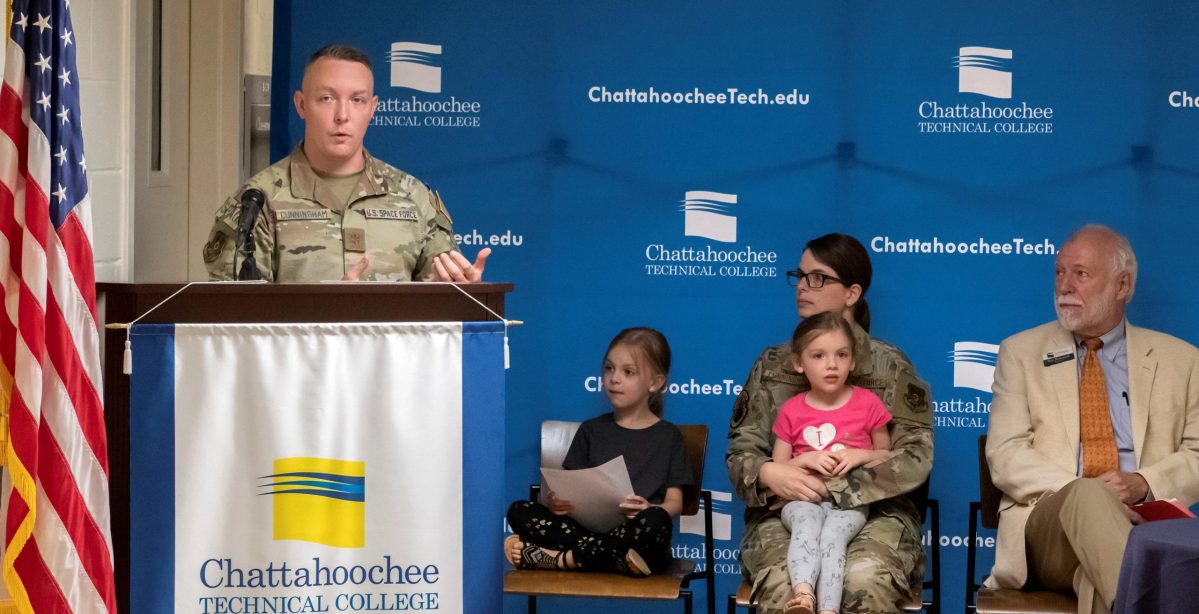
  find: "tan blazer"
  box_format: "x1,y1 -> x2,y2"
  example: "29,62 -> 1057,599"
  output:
985,320 -> 1199,590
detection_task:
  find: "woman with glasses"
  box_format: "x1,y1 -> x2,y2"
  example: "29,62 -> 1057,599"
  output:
727,233 -> 933,614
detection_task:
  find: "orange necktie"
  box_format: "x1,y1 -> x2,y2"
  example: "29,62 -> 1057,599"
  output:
1080,338 -> 1119,477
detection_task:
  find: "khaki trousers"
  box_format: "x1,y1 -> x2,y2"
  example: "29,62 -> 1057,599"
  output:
1024,478 -> 1132,614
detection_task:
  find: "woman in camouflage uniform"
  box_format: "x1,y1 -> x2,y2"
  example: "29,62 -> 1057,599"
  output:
727,233 -> 933,614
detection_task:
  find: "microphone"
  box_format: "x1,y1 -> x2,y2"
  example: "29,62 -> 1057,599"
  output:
235,188 -> 266,281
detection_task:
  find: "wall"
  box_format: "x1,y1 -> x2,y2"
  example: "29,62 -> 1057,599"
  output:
281,1 -> 1199,612
74,0 -> 133,282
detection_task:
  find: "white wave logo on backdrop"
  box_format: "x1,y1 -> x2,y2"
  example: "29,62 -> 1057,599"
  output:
955,46 -> 1012,99
644,190 -> 779,278
917,45 -> 1052,134
682,191 -> 737,243
389,42 -> 442,93
950,341 -> 1000,392
680,490 -> 732,541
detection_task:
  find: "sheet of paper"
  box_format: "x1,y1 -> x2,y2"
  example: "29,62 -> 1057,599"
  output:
540,456 -> 635,533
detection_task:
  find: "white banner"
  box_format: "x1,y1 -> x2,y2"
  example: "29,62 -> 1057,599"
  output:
129,322 -> 506,613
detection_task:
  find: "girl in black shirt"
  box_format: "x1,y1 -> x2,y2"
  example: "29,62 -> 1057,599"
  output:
504,327 -> 693,576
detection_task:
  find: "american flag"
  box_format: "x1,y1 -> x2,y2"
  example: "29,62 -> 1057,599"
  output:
1,0 -> 116,612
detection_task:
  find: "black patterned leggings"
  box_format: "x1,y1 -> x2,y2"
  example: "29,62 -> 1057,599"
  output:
506,500 -> 675,573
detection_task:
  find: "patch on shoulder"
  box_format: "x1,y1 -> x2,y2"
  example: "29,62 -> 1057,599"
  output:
431,189 -> 452,224
730,401 -> 748,428
202,234 -> 226,263
904,383 -> 929,413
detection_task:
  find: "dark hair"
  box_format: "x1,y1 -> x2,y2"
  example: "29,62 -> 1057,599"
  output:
805,233 -> 873,332
307,44 -> 373,71
606,327 -> 672,417
789,311 -> 858,362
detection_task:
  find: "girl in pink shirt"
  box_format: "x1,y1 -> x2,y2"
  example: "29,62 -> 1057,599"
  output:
771,311 -> 892,614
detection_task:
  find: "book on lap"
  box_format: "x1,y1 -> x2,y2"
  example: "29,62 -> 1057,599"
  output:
1131,498 -> 1197,522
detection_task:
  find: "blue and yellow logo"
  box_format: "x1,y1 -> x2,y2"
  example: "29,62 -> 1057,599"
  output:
259,457 -> 365,548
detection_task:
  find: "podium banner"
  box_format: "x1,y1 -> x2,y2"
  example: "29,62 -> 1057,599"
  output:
127,321 -> 505,613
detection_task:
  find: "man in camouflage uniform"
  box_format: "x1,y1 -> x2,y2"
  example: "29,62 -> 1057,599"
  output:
728,321 -> 933,614
204,44 -> 488,282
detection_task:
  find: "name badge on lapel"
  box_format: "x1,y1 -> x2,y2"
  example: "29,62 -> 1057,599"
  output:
1042,346 -> 1075,367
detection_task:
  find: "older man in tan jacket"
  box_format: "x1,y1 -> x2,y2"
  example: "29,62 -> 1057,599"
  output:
985,225 -> 1199,614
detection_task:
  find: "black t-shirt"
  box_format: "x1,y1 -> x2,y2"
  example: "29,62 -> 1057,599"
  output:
562,413 -> 694,505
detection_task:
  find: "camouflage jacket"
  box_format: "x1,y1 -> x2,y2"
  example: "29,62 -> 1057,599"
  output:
204,145 -> 458,282
727,322 -> 934,530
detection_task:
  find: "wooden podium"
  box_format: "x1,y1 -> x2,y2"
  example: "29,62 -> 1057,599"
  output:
96,282 -> 512,612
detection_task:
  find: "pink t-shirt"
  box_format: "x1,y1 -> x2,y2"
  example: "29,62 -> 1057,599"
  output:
772,386 -> 891,455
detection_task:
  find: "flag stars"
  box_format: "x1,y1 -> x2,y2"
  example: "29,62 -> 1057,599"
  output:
15,13 -> 28,30
33,13 -> 51,34
57,106 -> 70,125
37,93 -> 51,112
35,54 -> 51,73
53,184 -> 67,204
61,29 -> 74,48
55,146 -> 68,166
58,68 -> 71,87
78,155 -> 87,173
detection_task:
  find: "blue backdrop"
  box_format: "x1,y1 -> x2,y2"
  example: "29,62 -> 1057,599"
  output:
271,2 -> 1199,612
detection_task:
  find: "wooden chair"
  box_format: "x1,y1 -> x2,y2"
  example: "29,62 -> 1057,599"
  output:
728,491 -> 940,613
965,435 -> 1076,614
503,420 -> 716,614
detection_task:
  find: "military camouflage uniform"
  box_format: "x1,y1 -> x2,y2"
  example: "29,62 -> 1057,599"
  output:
204,144 -> 457,282
728,322 -> 933,614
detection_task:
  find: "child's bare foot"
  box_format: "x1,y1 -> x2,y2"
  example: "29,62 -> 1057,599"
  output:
504,535 -> 570,570
503,535 -> 524,567
783,587 -> 815,614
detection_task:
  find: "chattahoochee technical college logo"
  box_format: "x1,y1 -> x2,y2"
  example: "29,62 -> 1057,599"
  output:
643,189 -> 779,279
682,190 -> 737,243
389,42 -> 442,93
260,457 -> 366,548
955,46 -> 1012,99
950,341 -> 1000,392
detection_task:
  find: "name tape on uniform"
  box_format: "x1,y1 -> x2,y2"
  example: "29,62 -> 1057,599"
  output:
276,209 -> 332,221
360,208 -> 419,221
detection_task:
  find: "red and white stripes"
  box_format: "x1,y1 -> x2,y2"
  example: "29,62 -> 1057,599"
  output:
1,29 -> 115,614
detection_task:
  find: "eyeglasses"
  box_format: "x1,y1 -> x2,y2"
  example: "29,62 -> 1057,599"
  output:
786,269 -> 845,288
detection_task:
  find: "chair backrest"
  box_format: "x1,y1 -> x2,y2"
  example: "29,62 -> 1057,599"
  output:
537,420 -> 708,516
540,420 -> 582,469
977,435 -> 1003,529
676,424 -> 708,517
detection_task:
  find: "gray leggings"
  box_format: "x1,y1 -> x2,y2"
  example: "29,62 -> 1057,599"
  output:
780,500 -> 868,613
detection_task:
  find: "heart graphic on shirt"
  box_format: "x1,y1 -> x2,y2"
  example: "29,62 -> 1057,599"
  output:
802,423 -> 837,450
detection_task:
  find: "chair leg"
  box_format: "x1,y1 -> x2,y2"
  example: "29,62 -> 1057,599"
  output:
526,594 -> 536,614
727,594 -> 736,614
965,501 -> 980,614
929,499 -> 941,614
681,589 -> 692,614
703,490 -> 716,614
